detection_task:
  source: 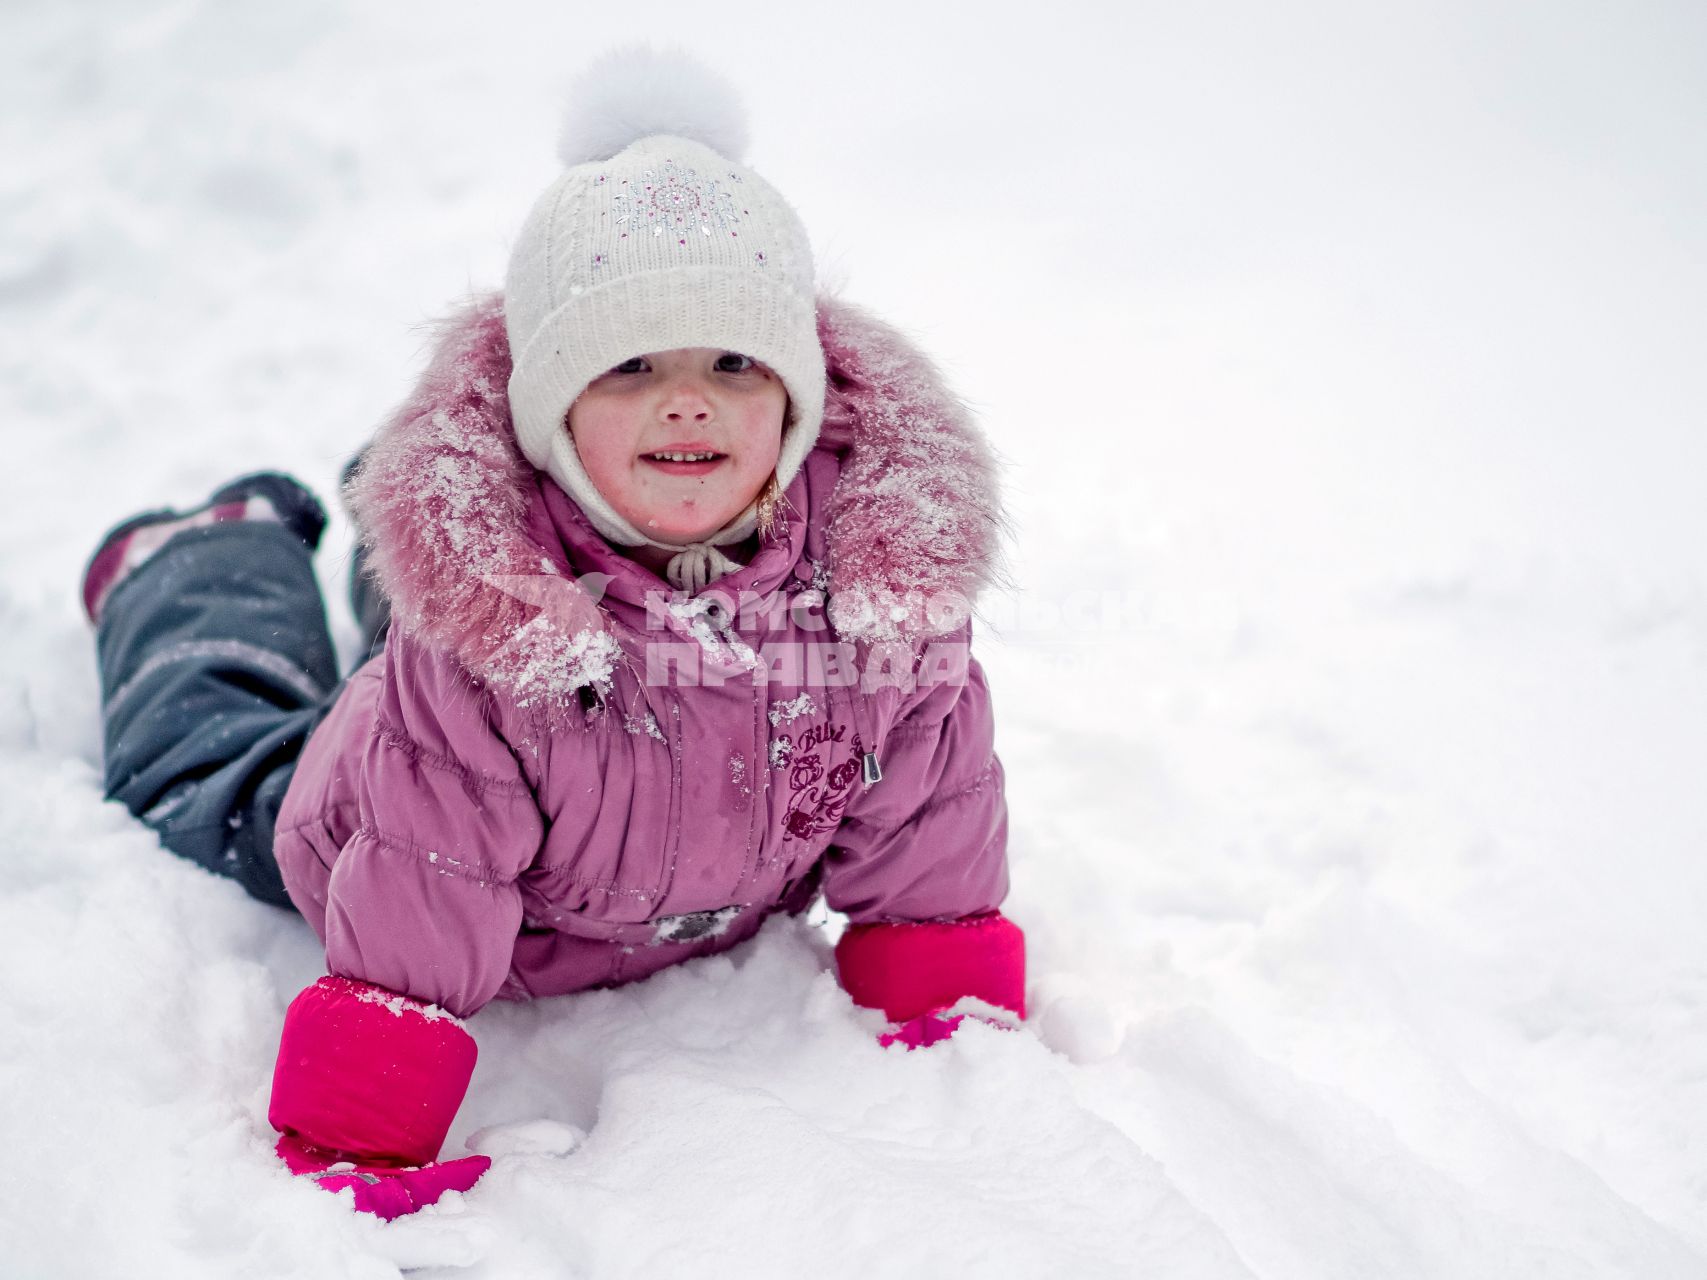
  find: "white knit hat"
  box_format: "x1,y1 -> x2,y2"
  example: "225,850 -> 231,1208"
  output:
505,48 -> 824,586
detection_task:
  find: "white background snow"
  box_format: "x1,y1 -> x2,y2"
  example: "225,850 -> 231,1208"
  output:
3,1 -> 1705,1276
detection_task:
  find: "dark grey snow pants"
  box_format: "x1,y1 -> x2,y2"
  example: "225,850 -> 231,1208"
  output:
93,519 -> 387,908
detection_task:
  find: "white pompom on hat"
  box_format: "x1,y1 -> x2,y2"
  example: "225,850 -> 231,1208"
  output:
504,47 -> 825,583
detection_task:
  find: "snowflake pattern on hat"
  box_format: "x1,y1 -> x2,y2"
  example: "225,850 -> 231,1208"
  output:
610,159 -> 749,246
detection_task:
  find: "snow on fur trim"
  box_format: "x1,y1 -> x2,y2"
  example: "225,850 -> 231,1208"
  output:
818,300 -> 1008,641
347,291 -> 1003,706
345,295 -> 621,712
556,46 -> 749,167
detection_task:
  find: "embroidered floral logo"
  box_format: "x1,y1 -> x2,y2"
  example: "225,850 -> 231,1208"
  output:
611,160 -> 746,247
775,722 -> 865,842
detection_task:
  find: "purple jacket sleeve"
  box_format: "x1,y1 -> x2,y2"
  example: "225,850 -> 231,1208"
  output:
322,627 -> 542,1018
822,632 -> 1009,925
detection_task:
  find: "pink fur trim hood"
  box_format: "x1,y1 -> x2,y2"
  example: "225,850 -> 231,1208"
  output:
345,291 -> 1005,707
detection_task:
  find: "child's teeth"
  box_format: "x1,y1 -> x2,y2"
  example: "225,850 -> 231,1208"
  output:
654,452 -> 715,462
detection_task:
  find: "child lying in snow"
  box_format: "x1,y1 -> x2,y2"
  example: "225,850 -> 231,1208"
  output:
81,49 -> 1023,1218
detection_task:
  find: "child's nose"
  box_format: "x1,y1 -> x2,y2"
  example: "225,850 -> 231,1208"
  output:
660,375 -> 713,423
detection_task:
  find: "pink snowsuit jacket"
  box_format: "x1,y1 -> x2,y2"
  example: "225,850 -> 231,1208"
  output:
272,293 -> 1010,1020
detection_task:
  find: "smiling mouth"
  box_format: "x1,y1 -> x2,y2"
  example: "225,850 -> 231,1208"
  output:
643,450 -> 724,463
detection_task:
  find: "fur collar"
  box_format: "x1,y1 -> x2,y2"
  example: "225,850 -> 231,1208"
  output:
346,291 -> 1004,711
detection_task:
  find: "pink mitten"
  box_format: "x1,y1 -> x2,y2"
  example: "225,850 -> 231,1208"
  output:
270,975 -> 483,1219
277,1134 -> 489,1220
836,913 -> 1026,1049
880,1010 -> 968,1050
879,1003 -> 1024,1050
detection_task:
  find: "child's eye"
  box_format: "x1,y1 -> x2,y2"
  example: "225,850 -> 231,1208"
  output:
608,357 -> 649,375
715,352 -> 757,373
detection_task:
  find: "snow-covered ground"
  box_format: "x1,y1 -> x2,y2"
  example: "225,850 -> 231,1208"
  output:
4,2 -> 1706,1276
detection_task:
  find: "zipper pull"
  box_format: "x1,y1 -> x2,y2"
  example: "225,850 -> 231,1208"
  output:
862,752 -> 883,785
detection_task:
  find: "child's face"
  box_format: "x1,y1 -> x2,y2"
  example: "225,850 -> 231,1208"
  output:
567,348 -> 788,545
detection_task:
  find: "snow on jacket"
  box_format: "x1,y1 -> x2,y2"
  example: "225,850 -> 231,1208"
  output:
273,293 -> 1010,1019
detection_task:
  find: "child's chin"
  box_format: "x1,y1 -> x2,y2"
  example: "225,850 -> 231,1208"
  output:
642,511 -> 740,545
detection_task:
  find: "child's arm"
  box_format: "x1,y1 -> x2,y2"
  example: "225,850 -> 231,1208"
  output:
269,627 -> 545,1207
312,625 -> 541,1013
822,626 -> 1024,1041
